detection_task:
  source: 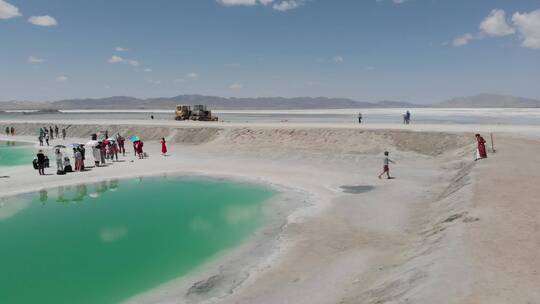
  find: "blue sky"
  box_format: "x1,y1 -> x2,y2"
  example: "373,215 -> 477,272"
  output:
0,0 -> 539,103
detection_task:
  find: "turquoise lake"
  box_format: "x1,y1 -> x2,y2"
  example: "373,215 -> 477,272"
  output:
0,140 -> 35,167
0,176 -> 275,303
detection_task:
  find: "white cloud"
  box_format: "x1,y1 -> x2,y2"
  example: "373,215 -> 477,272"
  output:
452,33 -> 474,47
217,0 -> 304,11
480,9 -> 515,37
107,55 -> 124,63
115,47 -> 128,52
28,15 -> 57,27
0,0 -> 20,19
229,83 -> 244,89
217,0 -> 257,6
143,68 -> 152,72
512,10 -> 540,49
272,0 -> 304,11
174,78 -> 186,83
333,56 -> 344,63
376,0 -> 408,4
56,76 -> 68,82
126,59 -> 139,66
187,73 -> 198,78
27,56 -> 45,64
107,56 -> 140,66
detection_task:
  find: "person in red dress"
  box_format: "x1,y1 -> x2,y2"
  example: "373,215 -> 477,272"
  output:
476,134 -> 487,159
160,137 -> 167,156
137,140 -> 144,159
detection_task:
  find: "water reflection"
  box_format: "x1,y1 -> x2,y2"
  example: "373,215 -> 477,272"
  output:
1,141 -> 16,147
100,226 -> 129,243
39,189 -> 48,204
223,205 -> 261,225
34,180 -> 120,204
56,186 -> 65,203
0,197 -> 30,221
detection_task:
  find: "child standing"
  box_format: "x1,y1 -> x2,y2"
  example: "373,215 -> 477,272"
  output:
378,151 -> 395,179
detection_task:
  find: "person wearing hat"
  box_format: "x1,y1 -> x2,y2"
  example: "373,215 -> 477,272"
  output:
37,150 -> 46,175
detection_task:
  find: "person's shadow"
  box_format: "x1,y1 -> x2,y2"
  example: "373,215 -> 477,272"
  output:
340,185 -> 375,194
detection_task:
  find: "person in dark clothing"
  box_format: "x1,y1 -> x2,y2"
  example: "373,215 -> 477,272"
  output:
49,126 -> 54,139
62,128 -> 66,140
79,146 -> 86,170
54,125 -> 59,138
37,150 -> 46,175
10,126 -> 14,135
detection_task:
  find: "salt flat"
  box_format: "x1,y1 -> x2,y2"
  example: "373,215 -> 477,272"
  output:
0,118 -> 538,304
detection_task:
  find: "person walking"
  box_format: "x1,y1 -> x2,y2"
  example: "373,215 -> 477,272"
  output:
160,137 -> 167,156
54,125 -> 59,138
357,112 -> 363,124
38,135 -> 44,146
10,127 -> 14,136
37,150 -> 46,175
49,126 -> 54,139
5,127 -> 9,136
45,133 -> 50,146
378,151 -> 395,179
61,128 -> 66,140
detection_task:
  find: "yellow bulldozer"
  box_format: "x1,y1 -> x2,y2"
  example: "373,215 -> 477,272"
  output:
175,105 -> 218,121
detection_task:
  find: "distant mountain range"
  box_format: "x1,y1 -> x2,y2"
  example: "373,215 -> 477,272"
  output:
438,93 -> 540,108
1,93 -> 539,110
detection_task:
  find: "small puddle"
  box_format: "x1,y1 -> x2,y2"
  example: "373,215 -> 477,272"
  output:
339,185 -> 375,194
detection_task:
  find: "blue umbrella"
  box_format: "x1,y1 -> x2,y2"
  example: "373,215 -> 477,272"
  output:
129,136 -> 140,142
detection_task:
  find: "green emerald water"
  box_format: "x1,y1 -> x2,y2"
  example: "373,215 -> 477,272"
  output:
0,177 -> 274,304
0,140 -> 35,167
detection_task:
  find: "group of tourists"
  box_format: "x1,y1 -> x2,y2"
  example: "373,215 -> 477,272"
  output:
38,125 -> 66,146
4,126 -> 15,136
33,128 -> 169,176
90,132 -> 127,167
